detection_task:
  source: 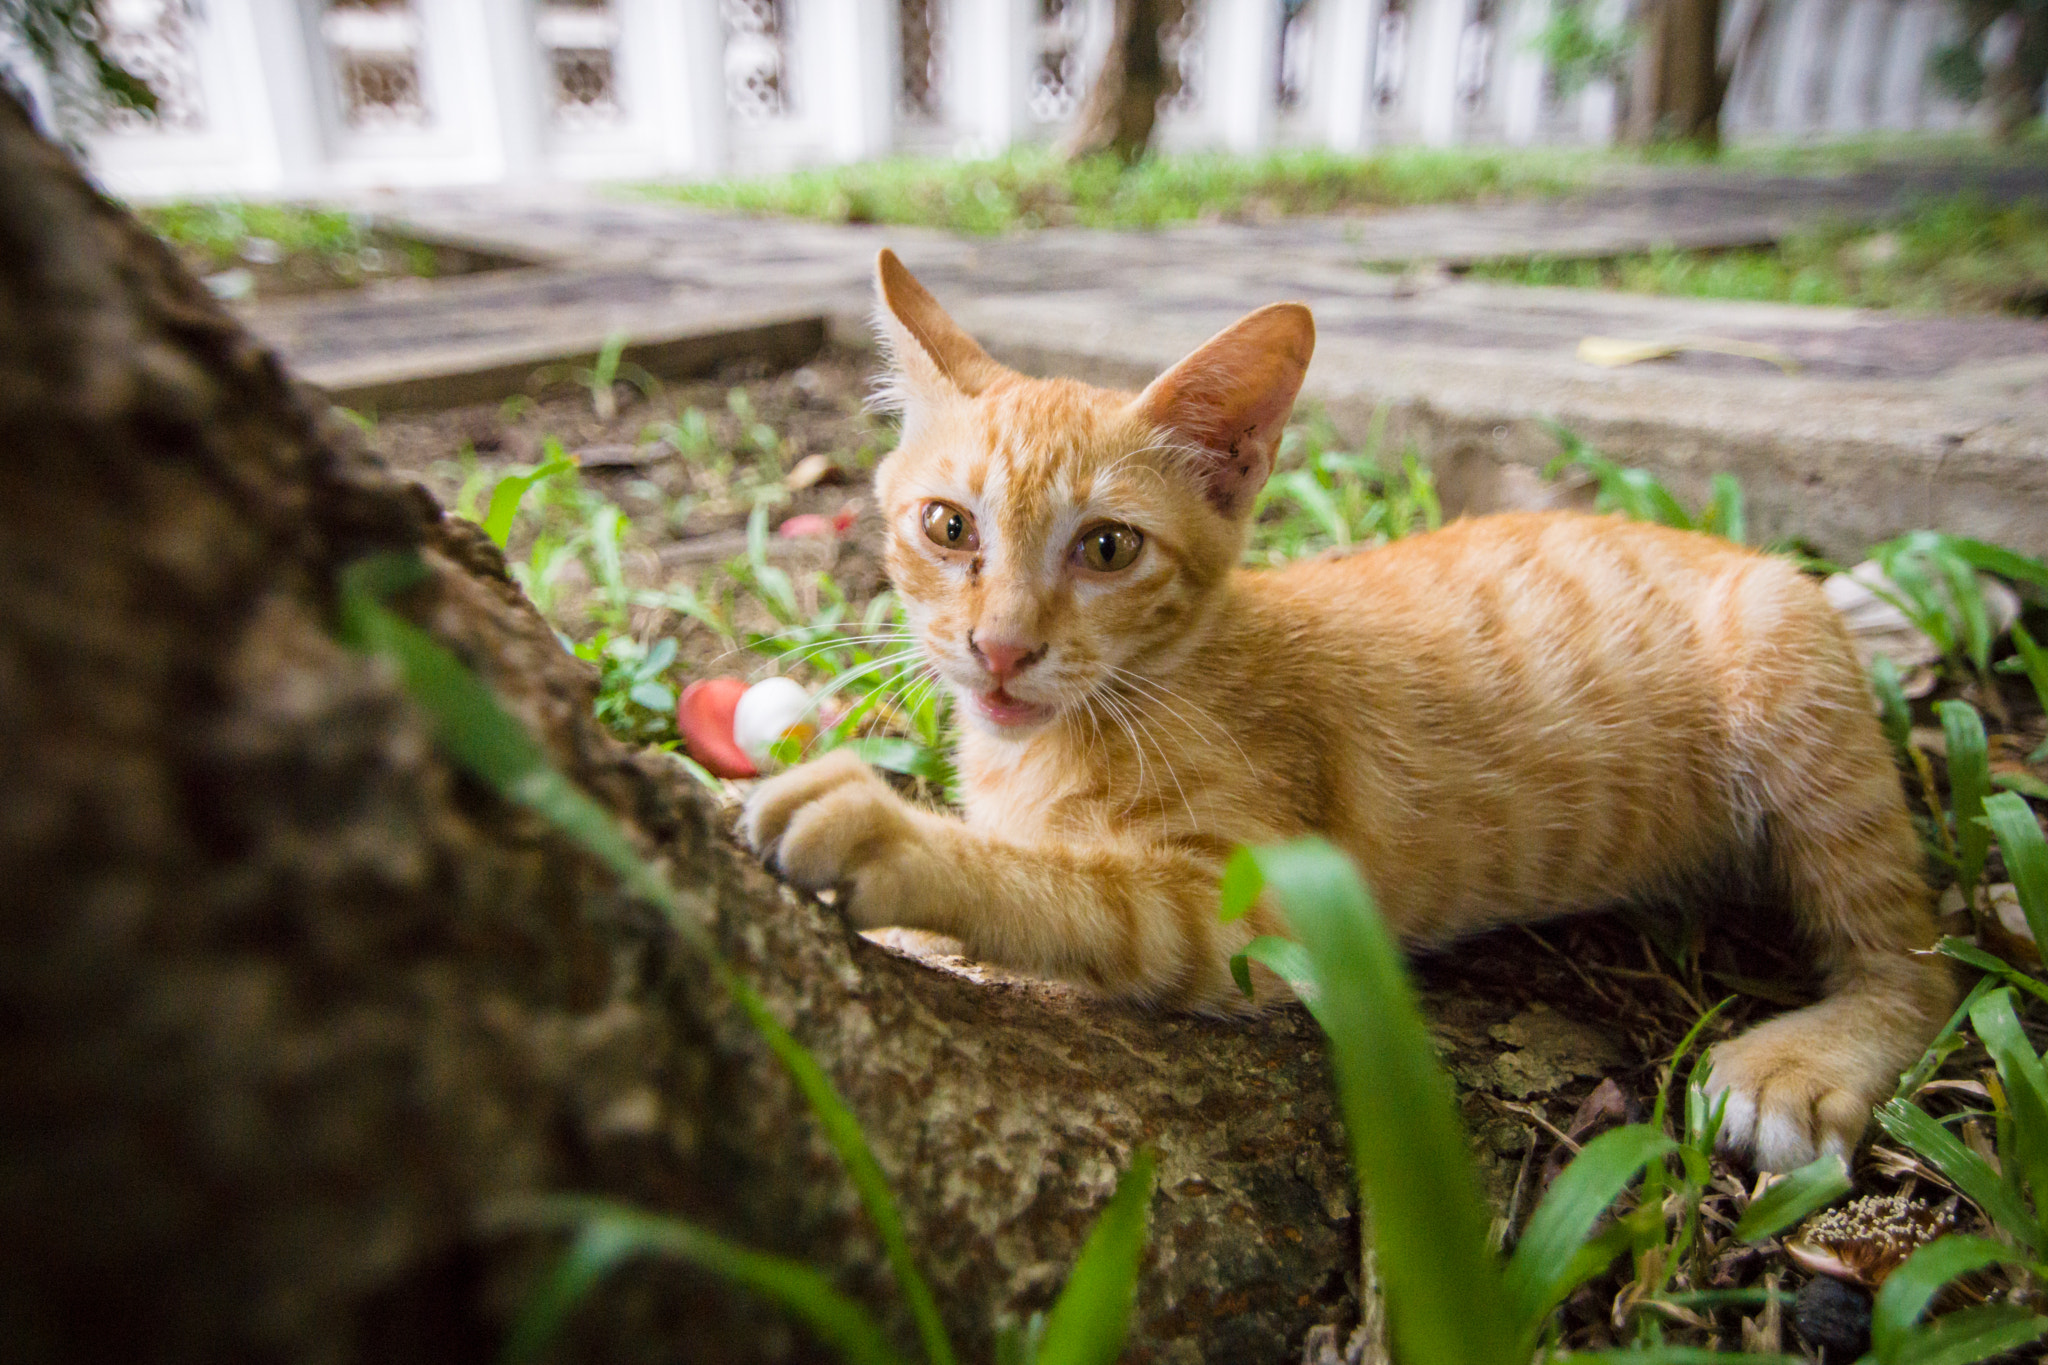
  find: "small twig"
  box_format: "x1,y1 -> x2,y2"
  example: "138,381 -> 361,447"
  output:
1518,925 -> 1627,1008
1640,1299 -> 1714,1331
1500,1134 -> 1539,1249
1639,931 -> 1709,1017
1486,1094 -> 1585,1155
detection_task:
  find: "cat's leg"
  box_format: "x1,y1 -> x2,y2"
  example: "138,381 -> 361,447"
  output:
741,751 -> 1259,1008
1701,698 -> 1954,1172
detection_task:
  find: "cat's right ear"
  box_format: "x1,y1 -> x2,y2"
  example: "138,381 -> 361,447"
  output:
874,250 -> 1006,428
1133,303 -> 1315,519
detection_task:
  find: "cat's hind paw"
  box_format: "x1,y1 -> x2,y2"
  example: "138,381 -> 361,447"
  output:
1699,1013 -> 1885,1173
739,750 -> 920,923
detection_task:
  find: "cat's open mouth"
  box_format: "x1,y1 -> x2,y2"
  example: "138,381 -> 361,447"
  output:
971,686 -> 1055,730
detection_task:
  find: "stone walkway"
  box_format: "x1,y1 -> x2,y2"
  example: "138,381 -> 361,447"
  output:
242,158 -> 2048,559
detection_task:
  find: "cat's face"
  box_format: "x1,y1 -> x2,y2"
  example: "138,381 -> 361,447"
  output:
877,379 -> 1238,734
868,250 -> 1313,738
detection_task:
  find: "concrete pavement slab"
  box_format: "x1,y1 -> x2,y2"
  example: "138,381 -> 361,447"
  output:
238,161 -> 2048,558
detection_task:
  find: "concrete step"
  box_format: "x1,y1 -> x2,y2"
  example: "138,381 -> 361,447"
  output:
240,166 -> 2048,561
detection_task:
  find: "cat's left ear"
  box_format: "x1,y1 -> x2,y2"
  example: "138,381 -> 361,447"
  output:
1133,303 -> 1315,518
874,249 -> 1007,425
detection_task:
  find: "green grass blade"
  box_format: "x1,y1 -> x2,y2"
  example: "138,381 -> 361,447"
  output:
482,444 -> 575,547
1875,1099 -> 2039,1251
1217,845 -> 1263,923
2009,624 -> 2048,730
1228,934 -> 1323,1015
1897,975 -> 2003,1101
1971,987 -> 2048,1103
1889,1303 -> 2048,1365
1967,989 -> 2048,1252
1929,546 -> 1994,677
1652,998 -> 1733,1134
1621,467 -> 1696,531
1983,791 -> 2048,951
1566,1351 -> 1803,1364
1868,656 -> 1914,755
338,554 -> 956,1365
1250,838 -> 1521,1365
1934,939 -> 2048,1009
1033,1149 -> 1157,1365
1707,473 -> 1746,544
1938,700 -> 1992,905
847,736 -> 944,780
1656,1288 -> 1794,1310
502,1220 -> 641,1365
1870,1234 -> 2033,1363
1995,773 -> 2048,801
1733,1154 -> 1851,1241
496,1196 -> 907,1365
1276,469 -> 1350,548
714,971 -> 957,1365
1503,1123 -> 1674,1333
1686,1078 -> 1731,1153
1935,536 -> 2048,596
1881,547 -> 1958,658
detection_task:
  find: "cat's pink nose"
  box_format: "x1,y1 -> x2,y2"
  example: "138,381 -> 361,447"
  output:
971,634 -> 1045,682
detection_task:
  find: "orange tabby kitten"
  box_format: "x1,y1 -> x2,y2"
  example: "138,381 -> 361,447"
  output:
742,249 -> 1951,1171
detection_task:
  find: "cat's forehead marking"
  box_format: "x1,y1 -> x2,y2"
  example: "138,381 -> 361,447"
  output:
972,381 -> 1129,515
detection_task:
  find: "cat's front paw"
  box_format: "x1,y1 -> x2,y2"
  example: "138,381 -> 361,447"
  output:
740,750 -> 920,924
1700,1012 -> 1890,1172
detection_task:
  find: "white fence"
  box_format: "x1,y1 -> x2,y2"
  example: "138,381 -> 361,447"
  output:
5,0 -> 1977,203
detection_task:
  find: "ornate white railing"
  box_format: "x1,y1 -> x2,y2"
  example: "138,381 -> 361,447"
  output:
2,0 -> 1979,201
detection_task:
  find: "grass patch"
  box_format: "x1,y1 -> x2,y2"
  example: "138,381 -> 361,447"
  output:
634,144 -> 1597,236
633,133 -> 2039,238
140,200 -> 373,265
136,200 -> 511,300
1716,127 -> 2048,176
1467,193 -> 2048,315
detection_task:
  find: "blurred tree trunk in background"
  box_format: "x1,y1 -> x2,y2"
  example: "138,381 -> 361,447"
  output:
1935,0 -> 2047,139
1624,0 -> 1739,147
1061,0 -> 1171,162
1983,3 -> 2047,138
0,91 -> 1366,1365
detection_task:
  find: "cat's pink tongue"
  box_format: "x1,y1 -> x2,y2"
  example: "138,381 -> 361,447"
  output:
974,688 -> 1052,728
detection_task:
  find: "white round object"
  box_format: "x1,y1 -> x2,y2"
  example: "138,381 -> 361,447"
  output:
733,676 -> 816,766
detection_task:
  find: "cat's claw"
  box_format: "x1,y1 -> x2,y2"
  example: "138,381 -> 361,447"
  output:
740,750 -> 918,922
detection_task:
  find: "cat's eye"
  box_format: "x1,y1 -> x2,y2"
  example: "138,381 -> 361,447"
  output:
920,501 -> 978,552
1074,522 -> 1144,573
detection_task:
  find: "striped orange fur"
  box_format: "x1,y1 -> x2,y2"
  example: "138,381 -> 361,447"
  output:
742,249 -> 1952,1171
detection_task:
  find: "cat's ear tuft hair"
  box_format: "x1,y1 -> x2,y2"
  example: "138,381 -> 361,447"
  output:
873,250 -> 1007,424
1133,303 -> 1314,518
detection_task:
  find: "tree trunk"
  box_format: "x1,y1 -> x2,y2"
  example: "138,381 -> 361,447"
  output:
1984,3 -> 2048,141
0,94 -> 1369,1363
1624,0 -> 1732,147
1059,0 -> 1172,163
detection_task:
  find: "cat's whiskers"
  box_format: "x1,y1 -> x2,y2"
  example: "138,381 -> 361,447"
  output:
1076,694 -> 1109,773
706,622 -> 896,660
785,659 -> 942,765
887,668 -> 946,733
742,632 -> 918,679
802,649 -> 928,709
698,628 -> 912,679
1094,682 -> 1197,829
1088,687 -> 1155,820
1103,664 -> 1253,772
